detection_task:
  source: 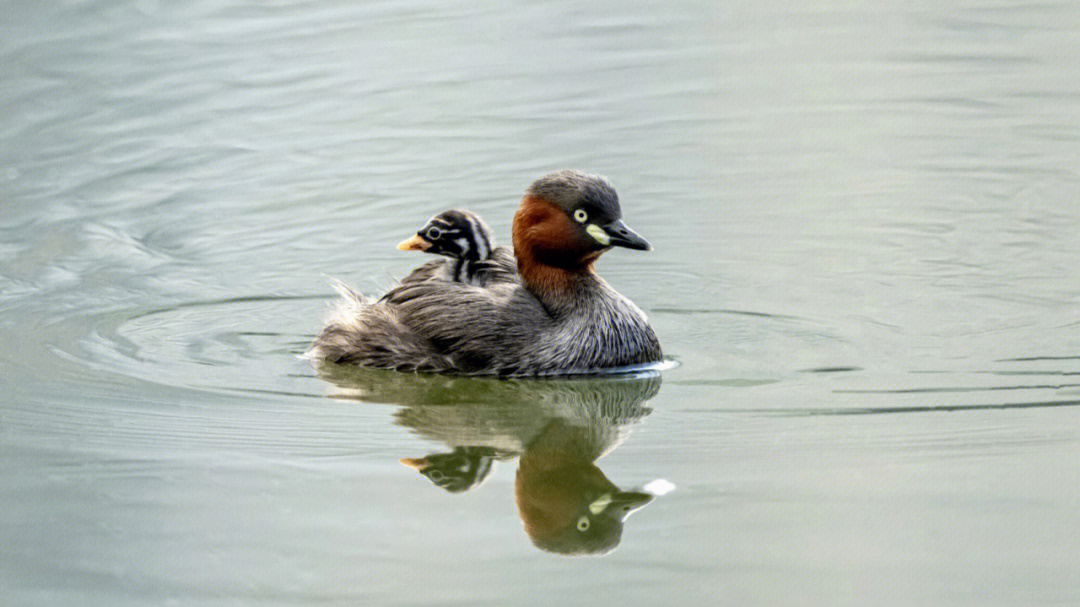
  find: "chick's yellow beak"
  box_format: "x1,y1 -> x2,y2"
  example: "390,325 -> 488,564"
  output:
399,457 -> 430,471
396,234 -> 432,252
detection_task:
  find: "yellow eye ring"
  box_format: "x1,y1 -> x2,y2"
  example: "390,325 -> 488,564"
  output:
573,209 -> 588,223
576,516 -> 590,531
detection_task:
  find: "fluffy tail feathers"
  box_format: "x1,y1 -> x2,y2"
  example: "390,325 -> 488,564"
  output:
303,278 -> 448,371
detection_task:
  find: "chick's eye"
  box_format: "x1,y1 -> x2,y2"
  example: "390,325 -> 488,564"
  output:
426,227 -> 442,239
573,209 -> 588,223
576,516 -> 590,531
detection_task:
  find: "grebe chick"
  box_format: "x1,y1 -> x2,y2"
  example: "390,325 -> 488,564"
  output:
396,209 -> 496,285
308,169 -> 662,376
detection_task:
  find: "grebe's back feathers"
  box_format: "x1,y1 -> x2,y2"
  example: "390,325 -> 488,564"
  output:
379,270 -> 658,375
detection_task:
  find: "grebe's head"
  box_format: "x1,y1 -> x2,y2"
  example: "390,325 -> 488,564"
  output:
513,170 -> 650,273
396,209 -> 494,262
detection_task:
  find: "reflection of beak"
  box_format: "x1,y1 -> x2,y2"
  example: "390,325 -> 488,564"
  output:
399,457 -> 430,471
396,234 -> 432,251
602,219 -> 651,251
610,491 -> 654,521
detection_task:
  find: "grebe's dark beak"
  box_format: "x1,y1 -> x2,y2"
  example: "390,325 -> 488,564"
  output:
609,491 -> 653,521
396,234 -> 432,252
603,219 -> 652,251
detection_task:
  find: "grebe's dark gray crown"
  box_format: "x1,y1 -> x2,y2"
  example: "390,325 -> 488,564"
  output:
526,170 -> 622,224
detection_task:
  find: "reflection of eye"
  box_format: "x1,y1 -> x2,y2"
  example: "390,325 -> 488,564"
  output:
426,226 -> 442,239
573,209 -> 588,223
576,516 -> 590,531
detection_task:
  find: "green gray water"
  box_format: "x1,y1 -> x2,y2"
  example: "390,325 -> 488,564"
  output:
3,1 -> 1080,605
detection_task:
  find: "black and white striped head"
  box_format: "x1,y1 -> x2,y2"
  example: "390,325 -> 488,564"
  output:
396,209 -> 495,262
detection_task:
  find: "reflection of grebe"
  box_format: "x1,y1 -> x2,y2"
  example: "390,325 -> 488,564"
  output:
306,170 -> 661,376
318,366 -> 667,555
515,416 -> 654,555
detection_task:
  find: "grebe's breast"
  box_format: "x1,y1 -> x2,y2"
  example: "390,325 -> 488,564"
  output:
550,277 -> 662,372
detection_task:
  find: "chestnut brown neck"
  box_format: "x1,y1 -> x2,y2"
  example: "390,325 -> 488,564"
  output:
512,196 -> 601,307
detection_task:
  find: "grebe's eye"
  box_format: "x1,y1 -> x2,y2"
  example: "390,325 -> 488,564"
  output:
573,209 -> 588,223
426,226 -> 442,240
576,516 -> 590,531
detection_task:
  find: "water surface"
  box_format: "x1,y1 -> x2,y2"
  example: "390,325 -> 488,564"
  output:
3,1 -> 1080,605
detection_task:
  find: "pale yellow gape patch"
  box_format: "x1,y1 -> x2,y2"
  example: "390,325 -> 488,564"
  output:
575,208 -> 611,246
585,223 -> 610,246
588,493 -> 613,514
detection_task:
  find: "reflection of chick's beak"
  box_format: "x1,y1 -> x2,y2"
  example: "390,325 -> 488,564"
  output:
399,456 -> 430,471
396,234 -> 432,251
